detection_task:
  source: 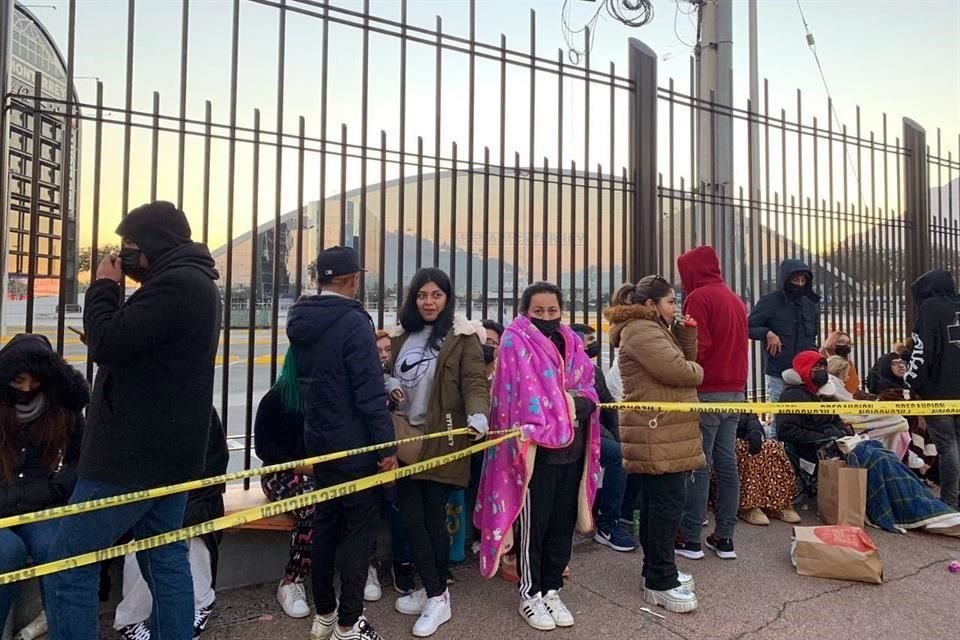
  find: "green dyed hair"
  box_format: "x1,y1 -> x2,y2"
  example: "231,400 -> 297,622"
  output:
276,346 -> 304,414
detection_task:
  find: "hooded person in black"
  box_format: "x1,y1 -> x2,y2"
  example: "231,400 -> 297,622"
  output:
47,201 -> 222,640
748,259 -> 821,401
906,268 -> 960,509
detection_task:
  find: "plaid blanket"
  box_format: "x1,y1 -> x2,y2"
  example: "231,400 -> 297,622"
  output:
847,439 -> 956,532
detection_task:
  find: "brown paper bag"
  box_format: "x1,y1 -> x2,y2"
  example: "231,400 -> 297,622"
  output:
817,458 -> 867,528
392,413 -> 424,465
791,525 -> 883,584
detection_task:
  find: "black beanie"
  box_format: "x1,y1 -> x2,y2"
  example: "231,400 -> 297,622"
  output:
115,201 -> 193,263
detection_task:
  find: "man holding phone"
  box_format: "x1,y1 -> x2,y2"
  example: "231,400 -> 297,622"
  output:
47,201 -> 221,640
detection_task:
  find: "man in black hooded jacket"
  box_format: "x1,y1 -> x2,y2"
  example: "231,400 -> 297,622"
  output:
748,259 -> 821,402
906,269 -> 960,509
47,201 -> 222,640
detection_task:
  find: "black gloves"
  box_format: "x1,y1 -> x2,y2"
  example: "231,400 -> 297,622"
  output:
572,395 -> 597,425
746,429 -> 763,455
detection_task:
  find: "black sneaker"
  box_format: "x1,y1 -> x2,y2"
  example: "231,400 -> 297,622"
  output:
392,561 -> 416,595
193,604 -> 213,637
119,622 -> 151,640
332,616 -> 384,640
704,533 -> 736,559
674,535 -> 704,560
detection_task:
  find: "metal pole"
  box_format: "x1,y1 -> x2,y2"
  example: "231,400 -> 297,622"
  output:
0,0 -> 16,336
627,38 -> 658,282
903,118 -> 929,332
748,0 -> 760,198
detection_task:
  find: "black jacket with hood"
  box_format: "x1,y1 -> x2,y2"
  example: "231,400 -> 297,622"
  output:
287,294 -> 395,476
906,269 -> 960,400
82,204 -> 222,487
0,334 -> 90,517
748,259 -> 822,376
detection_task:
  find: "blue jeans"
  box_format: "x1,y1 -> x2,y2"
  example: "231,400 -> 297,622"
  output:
765,374 -> 785,403
680,392 -> 743,541
46,478 -> 193,640
0,520 -> 59,630
597,437 -> 627,530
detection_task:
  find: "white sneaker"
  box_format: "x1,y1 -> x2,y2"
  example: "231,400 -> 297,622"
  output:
364,565 -> 382,602
276,580 -> 311,618
518,595 -> 557,631
412,590 -> 452,637
15,611 -> 48,640
395,587 -> 429,615
678,571 -> 696,592
332,616 -> 384,640
310,609 -> 338,640
542,590 -> 574,627
643,585 -> 698,613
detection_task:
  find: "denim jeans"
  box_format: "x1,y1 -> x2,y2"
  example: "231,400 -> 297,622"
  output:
765,375 -> 785,403
46,478 -> 193,640
0,520 -> 59,630
597,437 -> 627,530
927,415 -> 960,510
680,392 -> 743,541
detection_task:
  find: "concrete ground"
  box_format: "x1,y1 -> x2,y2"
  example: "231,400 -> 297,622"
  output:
99,502 -> 960,640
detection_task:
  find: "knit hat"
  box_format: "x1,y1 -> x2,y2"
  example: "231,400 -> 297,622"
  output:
115,201 -> 193,263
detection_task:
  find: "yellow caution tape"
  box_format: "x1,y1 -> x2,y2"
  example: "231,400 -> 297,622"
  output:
601,400 -> 960,416
0,428 -> 475,530
0,430 -> 519,586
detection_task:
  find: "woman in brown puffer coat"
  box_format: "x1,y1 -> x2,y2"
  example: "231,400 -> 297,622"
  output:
604,275 -> 705,615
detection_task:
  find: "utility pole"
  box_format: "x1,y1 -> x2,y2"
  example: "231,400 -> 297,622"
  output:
0,0 -> 15,337
695,0 -> 735,279
748,0 -> 760,299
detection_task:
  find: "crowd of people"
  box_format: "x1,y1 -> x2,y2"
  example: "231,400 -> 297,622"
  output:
0,200 -> 958,640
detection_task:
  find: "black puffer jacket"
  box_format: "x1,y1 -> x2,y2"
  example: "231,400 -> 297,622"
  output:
778,385 -> 851,462
0,334 -> 90,517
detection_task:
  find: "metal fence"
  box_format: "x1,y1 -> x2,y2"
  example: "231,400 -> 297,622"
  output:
0,0 -> 955,470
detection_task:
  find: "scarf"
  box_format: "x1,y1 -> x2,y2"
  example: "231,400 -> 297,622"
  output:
15,393 -> 47,425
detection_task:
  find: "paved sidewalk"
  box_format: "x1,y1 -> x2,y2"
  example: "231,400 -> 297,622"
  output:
99,502 -> 960,640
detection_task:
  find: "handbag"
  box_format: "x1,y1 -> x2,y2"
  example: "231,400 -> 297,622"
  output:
392,412 -> 425,465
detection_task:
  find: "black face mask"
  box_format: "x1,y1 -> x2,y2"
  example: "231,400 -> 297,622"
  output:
585,342 -> 601,360
784,282 -> 805,300
834,345 -> 851,358
530,317 -> 561,337
811,370 -> 829,388
481,344 -> 496,365
119,248 -> 148,282
11,387 -> 41,405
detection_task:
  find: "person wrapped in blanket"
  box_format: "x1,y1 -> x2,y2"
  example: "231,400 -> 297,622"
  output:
826,355 -> 912,464
777,351 -> 853,464
734,413 -> 800,527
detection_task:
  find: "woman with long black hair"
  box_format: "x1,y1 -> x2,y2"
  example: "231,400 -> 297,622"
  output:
384,268 -> 489,638
0,334 -> 88,632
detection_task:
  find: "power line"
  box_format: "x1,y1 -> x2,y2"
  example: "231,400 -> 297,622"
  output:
561,0 -> 654,65
795,0 -> 865,210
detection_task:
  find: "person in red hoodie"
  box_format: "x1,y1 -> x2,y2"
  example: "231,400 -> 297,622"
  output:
674,246 -> 748,561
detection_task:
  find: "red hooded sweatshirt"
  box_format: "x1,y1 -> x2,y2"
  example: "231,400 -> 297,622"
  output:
791,350 -> 827,395
677,246 -> 748,393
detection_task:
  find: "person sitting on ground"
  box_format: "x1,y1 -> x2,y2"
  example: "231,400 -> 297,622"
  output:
867,352 -> 913,401
570,323 -> 636,553
114,408 -> 228,640
778,351 -> 853,464
820,331 -> 864,396
0,334 -> 88,636
827,355 -> 911,462
734,413 -> 800,526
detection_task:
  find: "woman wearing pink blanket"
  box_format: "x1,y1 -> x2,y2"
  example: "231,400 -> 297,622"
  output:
474,282 -> 601,632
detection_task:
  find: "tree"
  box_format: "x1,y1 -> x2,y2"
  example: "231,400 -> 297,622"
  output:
77,244 -> 120,274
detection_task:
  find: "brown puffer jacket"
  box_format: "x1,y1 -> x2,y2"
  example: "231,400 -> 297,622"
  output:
604,303 -> 706,475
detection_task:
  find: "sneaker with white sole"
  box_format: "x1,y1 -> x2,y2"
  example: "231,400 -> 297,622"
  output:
310,610 -> 338,640
15,611 -> 48,640
518,595 -> 557,631
364,565 -> 382,602
193,604 -> 213,638
332,616 -> 384,640
704,533 -> 737,560
118,622 -> 151,640
674,535 -> 705,560
678,571 -> 696,592
542,590 -> 574,627
643,586 -> 698,613
276,580 -> 311,618
395,587 -> 429,615
412,590 -> 452,637
594,522 -> 638,552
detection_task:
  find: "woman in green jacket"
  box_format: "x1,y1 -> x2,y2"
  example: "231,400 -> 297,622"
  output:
385,268 -> 490,638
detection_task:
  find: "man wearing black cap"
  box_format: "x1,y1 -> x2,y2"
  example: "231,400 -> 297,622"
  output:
286,246 -> 395,640
47,201 -> 221,640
